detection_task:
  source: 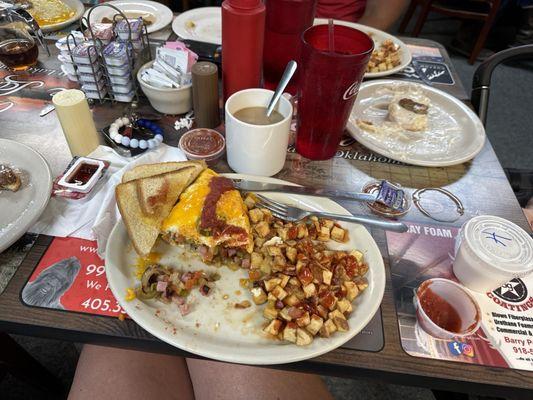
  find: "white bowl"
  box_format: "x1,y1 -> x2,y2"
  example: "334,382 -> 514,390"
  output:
137,61 -> 192,115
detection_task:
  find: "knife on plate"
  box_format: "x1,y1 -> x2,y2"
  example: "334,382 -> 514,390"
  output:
232,179 -> 406,212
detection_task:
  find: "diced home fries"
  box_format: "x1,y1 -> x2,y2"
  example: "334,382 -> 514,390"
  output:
242,194 -> 369,346
367,39 -> 401,73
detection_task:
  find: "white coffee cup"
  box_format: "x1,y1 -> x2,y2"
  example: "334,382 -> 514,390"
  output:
225,88 -> 292,176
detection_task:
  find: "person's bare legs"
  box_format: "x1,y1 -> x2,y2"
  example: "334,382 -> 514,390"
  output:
186,358 -> 333,400
68,345 -> 195,400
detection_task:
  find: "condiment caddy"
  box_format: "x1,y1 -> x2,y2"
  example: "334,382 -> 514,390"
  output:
60,3 -> 152,103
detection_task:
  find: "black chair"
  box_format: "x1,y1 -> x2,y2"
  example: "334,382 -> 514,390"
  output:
399,0 -> 501,64
471,44 -> 533,206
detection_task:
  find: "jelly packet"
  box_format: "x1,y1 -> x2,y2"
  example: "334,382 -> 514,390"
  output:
52,157 -> 110,200
103,41 -> 131,66
72,42 -> 99,64
85,23 -> 115,43
115,18 -> 143,41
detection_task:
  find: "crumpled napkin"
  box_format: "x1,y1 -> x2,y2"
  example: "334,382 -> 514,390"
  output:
31,144 -> 187,257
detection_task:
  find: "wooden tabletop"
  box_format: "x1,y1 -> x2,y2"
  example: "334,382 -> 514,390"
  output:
0,34 -> 532,399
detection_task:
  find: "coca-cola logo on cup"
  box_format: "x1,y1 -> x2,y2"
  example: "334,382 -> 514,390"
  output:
343,81 -> 361,100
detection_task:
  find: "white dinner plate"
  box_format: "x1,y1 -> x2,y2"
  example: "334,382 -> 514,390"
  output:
172,7 -> 221,45
0,139 -> 52,252
83,0 -> 173,34
40,0 -> 85,33
347,79 -> 486,167
314,18 -> 412,78
106,174 -> 385,365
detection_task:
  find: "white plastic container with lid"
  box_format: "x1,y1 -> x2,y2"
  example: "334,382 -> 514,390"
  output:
453,215 -> 533,293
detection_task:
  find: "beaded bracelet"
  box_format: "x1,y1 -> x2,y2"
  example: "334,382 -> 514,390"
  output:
109,117 -> 164,150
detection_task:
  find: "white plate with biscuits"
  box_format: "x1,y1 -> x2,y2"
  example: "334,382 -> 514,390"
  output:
0,139 -> 52,252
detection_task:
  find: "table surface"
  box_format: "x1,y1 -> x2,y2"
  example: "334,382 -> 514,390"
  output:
0,28 -> 532,398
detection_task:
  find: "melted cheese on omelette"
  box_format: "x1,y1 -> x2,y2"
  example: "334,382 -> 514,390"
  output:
161,169 -> 253,252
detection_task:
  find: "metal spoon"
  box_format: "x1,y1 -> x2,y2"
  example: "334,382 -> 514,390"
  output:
266,60 -> 297,117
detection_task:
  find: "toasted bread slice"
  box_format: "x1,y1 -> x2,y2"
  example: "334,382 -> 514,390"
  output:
116,166 -> 199,255
116,182 -> 160,256
122,160 -> 207,184
137,166 -> 198,215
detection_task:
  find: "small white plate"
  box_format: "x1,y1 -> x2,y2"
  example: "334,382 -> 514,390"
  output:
314,18 -> 412,78
40,0 -> 85,33
0,139 -> 52,252
347,79 -> 486,167
172,7 -> 221,45
106,174 -> 385,365
83,0 -> 173,34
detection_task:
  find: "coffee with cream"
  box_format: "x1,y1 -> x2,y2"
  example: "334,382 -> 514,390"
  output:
233,107 -> 284,126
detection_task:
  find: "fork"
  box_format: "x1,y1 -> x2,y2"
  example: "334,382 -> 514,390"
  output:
255,194 -> 408,233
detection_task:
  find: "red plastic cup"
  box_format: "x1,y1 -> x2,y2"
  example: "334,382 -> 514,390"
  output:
263,0 -> 316,95
296,24 -> 373,160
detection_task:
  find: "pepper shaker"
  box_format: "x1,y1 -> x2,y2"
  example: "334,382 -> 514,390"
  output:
192,62 -> 220,129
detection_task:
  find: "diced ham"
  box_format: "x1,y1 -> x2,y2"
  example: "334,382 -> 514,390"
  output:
241,258 -> 251,269
156,281 -> 168,292
228,249 -> 237,257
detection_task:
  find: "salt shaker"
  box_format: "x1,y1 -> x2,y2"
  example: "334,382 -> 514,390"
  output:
192,61 -> 220,129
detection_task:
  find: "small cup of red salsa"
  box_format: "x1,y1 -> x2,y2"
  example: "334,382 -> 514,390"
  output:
414,278 -> 481,339
179,128 -> 225,166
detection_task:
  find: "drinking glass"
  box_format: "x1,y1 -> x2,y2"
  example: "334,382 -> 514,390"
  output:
0,21 -> 38,71
296,24 -> 373,160
263,0 -> 316,94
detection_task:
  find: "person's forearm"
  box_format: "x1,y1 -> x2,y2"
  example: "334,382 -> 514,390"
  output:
358,0 -> 409,31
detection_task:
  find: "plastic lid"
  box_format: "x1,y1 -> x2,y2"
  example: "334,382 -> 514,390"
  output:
52,89 -> 86,106
462,215 -> 533,275
179,129 -> 225,159
192,61 -> 218,76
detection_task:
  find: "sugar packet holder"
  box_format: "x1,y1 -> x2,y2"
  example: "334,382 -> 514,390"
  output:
53,157 -> 110,199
